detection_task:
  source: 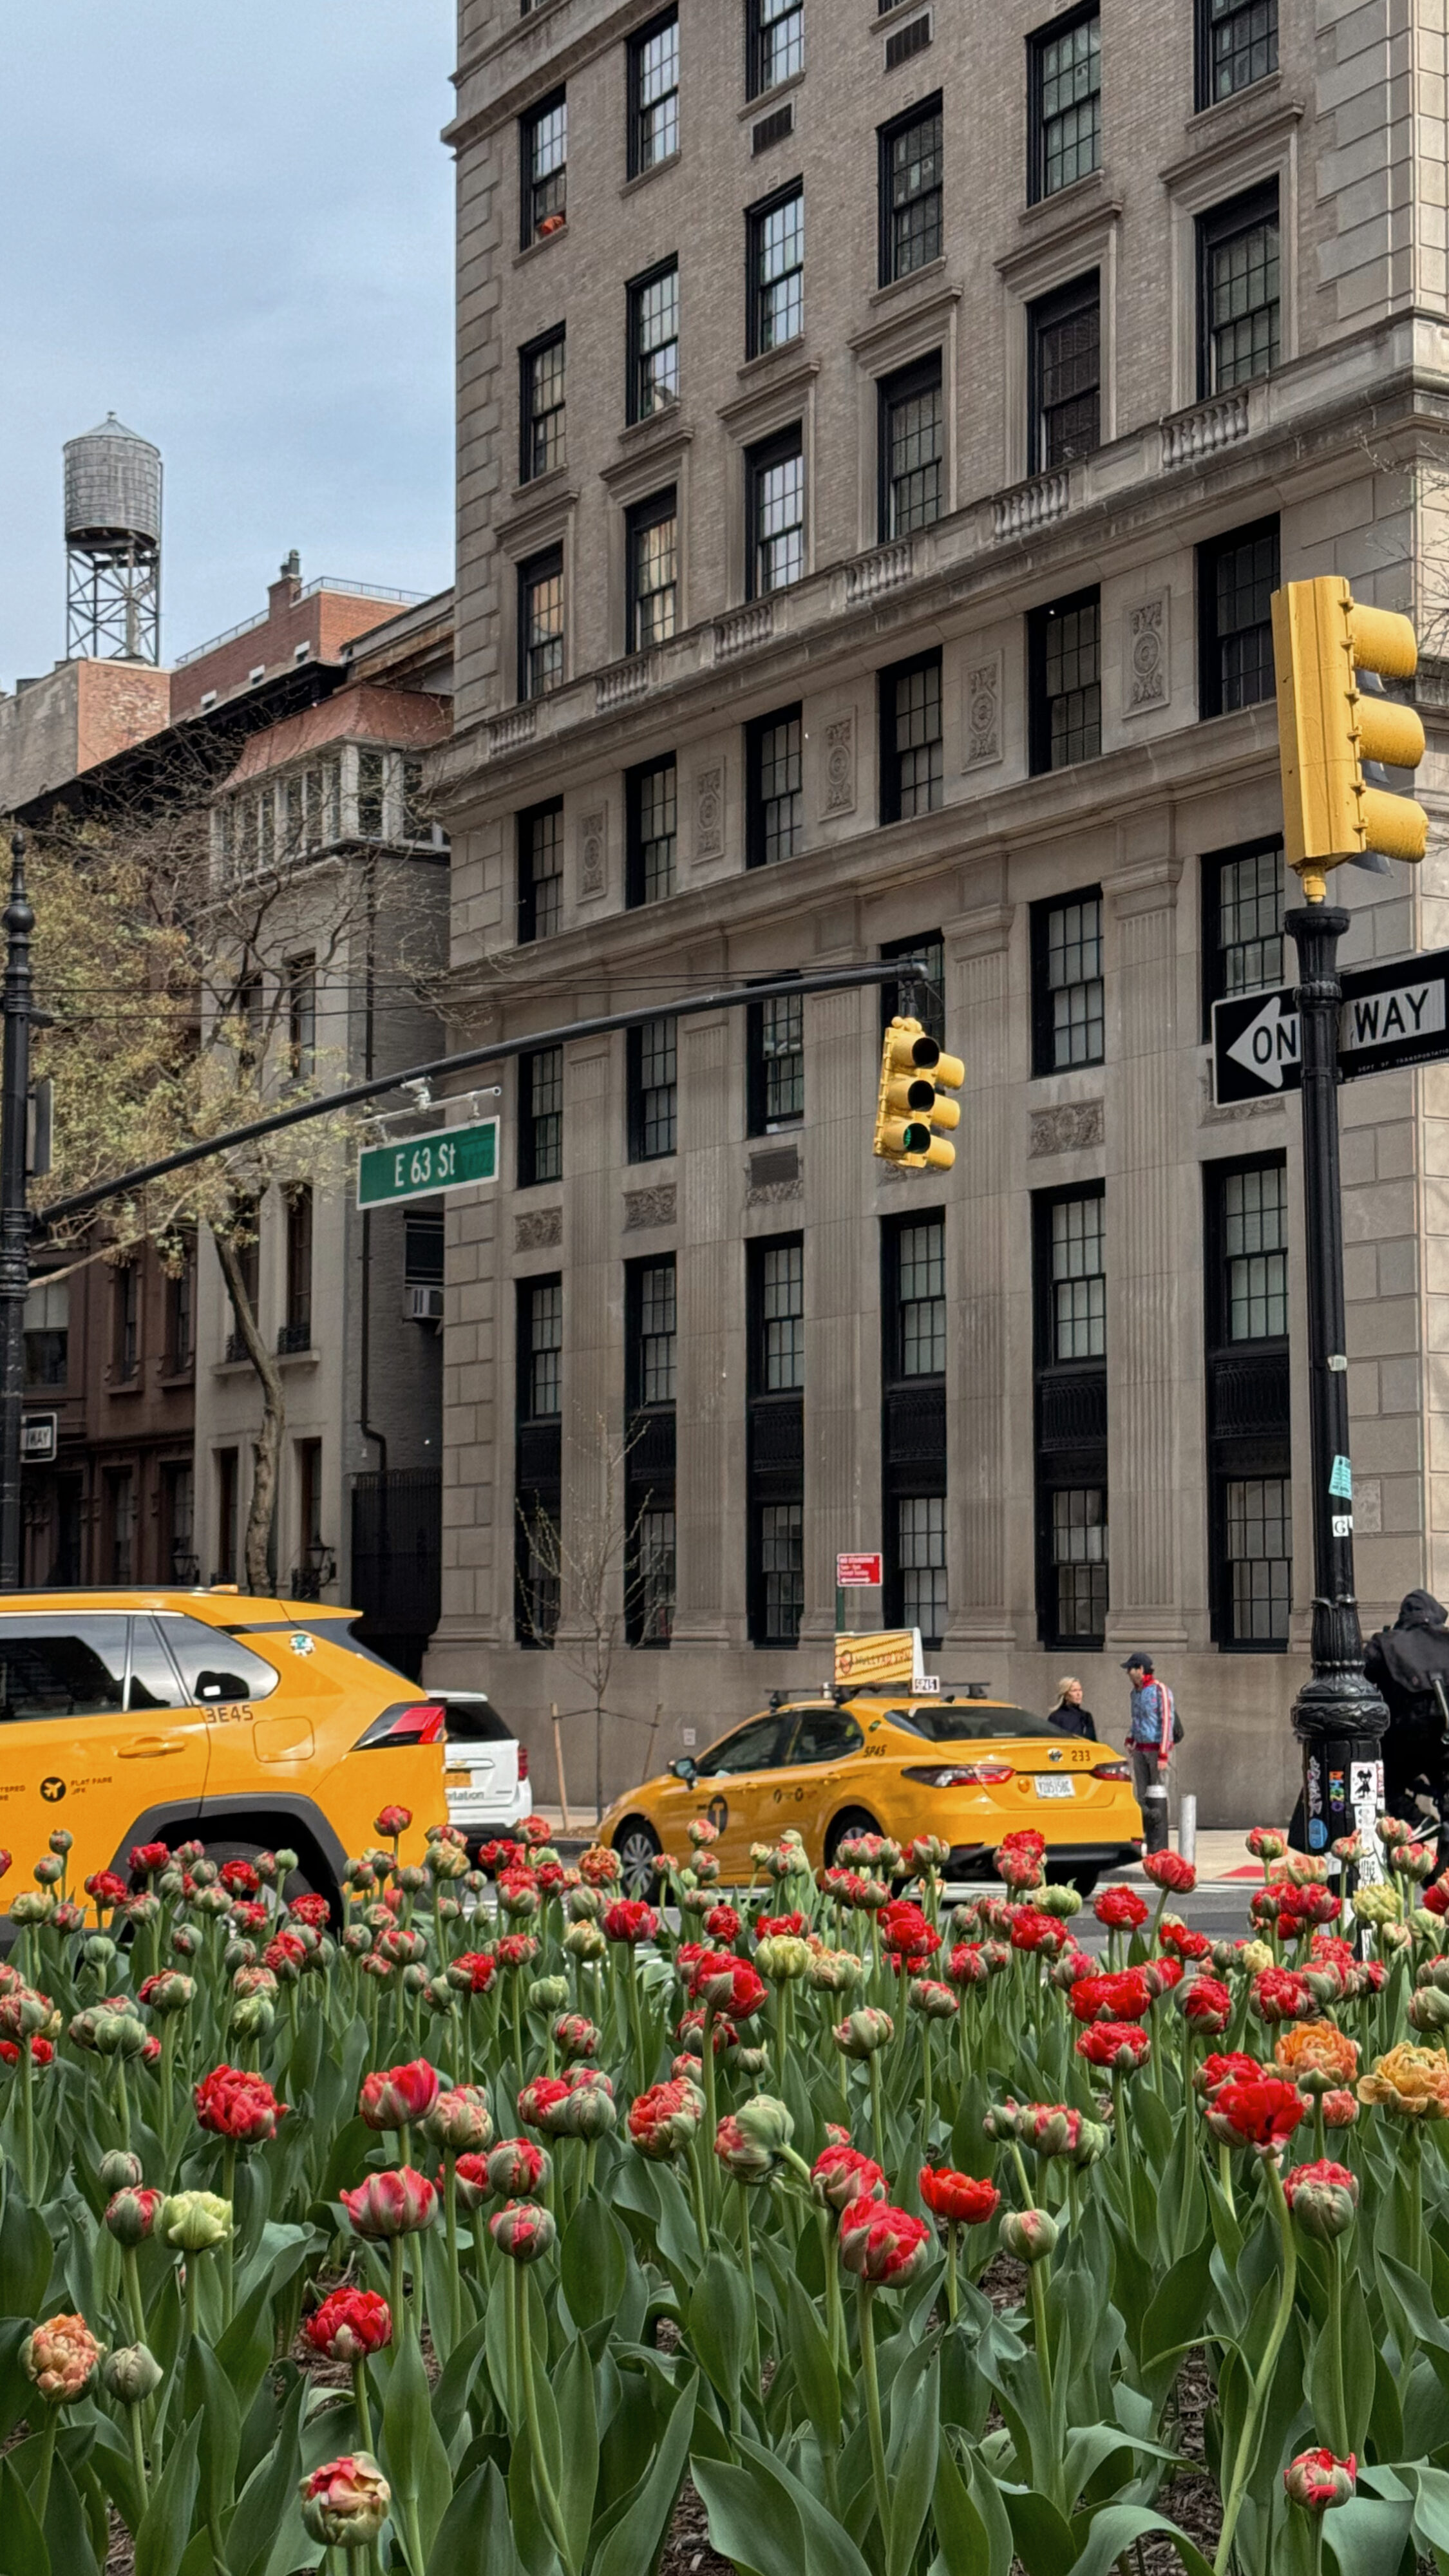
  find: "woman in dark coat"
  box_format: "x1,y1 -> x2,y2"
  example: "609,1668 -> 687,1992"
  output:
1050,1676 -> 1097,1741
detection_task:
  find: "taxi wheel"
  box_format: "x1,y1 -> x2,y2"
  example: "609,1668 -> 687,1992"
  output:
824,1808 -> 883,1867
615,1818 -> 663,1903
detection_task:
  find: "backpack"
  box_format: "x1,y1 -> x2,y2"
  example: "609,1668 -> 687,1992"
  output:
1171,1704 -> 1185,1748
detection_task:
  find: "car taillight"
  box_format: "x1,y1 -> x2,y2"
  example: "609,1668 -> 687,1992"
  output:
902,1760 -> 1015,1788
1092,1759 -> 1132,1781
354,1702 -> 448,1750
518,1747 -> 529,1780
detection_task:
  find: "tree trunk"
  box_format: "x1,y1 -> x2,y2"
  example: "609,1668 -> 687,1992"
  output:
213,1222 -> 285,1595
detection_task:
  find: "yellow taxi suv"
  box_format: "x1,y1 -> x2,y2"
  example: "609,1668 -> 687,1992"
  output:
601,1687 -> 1142,1897
0,1592 -> 446,1916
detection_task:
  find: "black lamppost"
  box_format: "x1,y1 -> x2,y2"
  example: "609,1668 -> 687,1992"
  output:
0,829 -> 34,1589
1286,900 -> 1388,1864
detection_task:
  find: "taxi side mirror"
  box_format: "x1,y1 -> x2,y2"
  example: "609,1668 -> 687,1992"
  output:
668,1756 -> 697,1783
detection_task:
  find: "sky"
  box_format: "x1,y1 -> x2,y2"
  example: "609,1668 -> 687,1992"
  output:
0,2 -> 455,690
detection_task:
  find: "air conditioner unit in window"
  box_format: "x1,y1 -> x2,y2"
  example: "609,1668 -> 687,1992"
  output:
406,1285 -> 444,1322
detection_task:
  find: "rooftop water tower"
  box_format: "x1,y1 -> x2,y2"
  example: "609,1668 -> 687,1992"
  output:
62,413 -> 162,662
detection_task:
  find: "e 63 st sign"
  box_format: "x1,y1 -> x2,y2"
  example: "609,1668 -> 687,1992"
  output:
357,1117 -> 498,1208
1213,948 -> 1449,1104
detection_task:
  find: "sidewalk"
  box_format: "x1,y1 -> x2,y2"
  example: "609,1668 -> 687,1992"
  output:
524,1808 -> 1265,1884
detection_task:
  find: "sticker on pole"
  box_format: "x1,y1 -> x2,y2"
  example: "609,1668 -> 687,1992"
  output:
1329,1456 -> 1352,1499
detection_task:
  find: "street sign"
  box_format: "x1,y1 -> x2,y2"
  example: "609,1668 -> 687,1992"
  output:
21,1414 -> 57,1463
357,1118 -> 499,1209
837,1553 -> 883,1587
1212,945 -> 1449,1104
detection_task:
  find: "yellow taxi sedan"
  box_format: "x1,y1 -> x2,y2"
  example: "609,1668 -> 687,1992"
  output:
600,1689 -> 1142,1897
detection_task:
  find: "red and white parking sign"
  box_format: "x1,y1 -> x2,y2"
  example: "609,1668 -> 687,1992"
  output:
836,1553 -> 883,1587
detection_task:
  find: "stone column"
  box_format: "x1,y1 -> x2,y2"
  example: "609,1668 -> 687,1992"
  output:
1104,854 -> 1188,1648
943,896 -> 1021,1656
673,1007 -> 746,1648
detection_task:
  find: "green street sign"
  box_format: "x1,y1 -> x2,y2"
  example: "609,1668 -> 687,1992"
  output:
356,1117 -> 499,1209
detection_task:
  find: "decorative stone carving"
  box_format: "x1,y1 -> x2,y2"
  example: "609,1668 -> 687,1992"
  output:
696,764 -> 724,859
624,1184 -> 676,1231
965,654 -> 1003,768
1125,596 -> 1169,714
1029,1100 -> 1104,1158
747,1145 -> 802,1205
579,810 -> 607,898
823,714 -> 855,816
515,1208 -> 562,1251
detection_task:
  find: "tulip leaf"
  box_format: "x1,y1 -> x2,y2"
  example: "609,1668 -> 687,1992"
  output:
589,2370 -> 696,2576
383,2325 -> 455,2568
0,2458 -> 50,2576
431,2315 -> 490,2449
227,2375 -> 306,2576
687,2254 -> 751,2416
554,2333 -> 598,2571
885,2346 -> 938,2576
1001,2485 -> 1078,2576
425,2462 -> 527,2576
562,2195 -> 627,2333
37,2450 -> 99,2576
133,2412 -> 202,2576
786,2272 -> 840,2450
215,2268 -> 282,2424
1323,2493 -> 1416,2576
187,2334 -> 241,2544
1065,2503 -> 1217,2576
0,2186 -> 54,2321
88,2412 -> 146,2541
931,2437 -> 993,2576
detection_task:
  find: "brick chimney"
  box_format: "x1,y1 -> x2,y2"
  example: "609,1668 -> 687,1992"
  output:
268,549 -> 303,618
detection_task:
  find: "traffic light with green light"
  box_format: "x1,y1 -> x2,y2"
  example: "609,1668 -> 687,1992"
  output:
873,1017 -> 965,1171
1271,575 -> 1427,902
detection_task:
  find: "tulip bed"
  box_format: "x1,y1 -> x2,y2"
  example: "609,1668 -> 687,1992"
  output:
7,1818 -> 1449,2575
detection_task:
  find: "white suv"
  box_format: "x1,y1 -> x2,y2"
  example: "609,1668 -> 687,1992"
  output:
439,1692 -> 534,1844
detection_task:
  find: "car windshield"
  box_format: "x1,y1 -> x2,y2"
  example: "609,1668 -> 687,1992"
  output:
883,1703 -> 1066,1743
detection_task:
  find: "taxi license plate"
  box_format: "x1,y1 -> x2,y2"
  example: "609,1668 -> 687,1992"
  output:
1034,1776 -> 1077,1799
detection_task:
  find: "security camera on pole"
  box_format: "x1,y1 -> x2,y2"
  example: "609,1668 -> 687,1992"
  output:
1271,576 -> 1428,1879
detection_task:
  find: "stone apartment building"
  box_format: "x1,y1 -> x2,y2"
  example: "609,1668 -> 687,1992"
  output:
426,0 -> 1449,1822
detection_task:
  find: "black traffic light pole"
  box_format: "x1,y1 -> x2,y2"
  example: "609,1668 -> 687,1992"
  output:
0,831 -> 33,1589
1287,900 -> 1390,1870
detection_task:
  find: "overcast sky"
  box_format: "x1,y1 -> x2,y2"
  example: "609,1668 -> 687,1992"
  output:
1,2 -> 455,690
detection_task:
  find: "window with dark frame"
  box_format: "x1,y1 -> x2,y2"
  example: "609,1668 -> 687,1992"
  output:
630,1508 -> 677,1647
518,1046 -> 564,1188
404,1212 -> 446,1285
109,1469 -> 137,1584
357,749 -> 386,837
898,1497 -> 947,1645
1028,587 -> 1101,773
515,1275 -> 562,1646
165,1250 -> 193,1374
521,91 -> 567,247
1199,184 -> 1280,397
1030,888 -> 1104,1076
896,1217 -> 946,1377
24,1276 -> 68,1390
880,356 -> 943,540
627,489 -> 679,651
297,1439 -> 323,1571
287,952 -> 316,1079
757,1239 -> 804,1392
880,930 -> 945,1045
1205,1153 -> 1292,1648
1200,839 -> 1286,1027
748,184 -> 804,355
631,1260 -> 678,1408
113,1264 -> 138,1383
629,9 -> 679,176
517,799 -> 565,944
215,1450 -> 240,1587
625,757 -> 677,907
881,1213 -> 947,1643
520,329 -> 566,480
523,1279 -> 563,1421
1032,1183 -> 1108,1649
748,0 -> 804,99
747,428 -> 805,596
1049,1193 -> 1106,1361
625,1255 -> 677,1648
164,1460 -> 196,1580
1196,0 -> 1277,109
628,1016 -> 678,1160
1028,273 -> 1100,471
879,97 -> 943,287
746,705 -> 804,867
879,650 -> 943,823
748,1233 -> 805,1648
748,988 -> 804,1133
518,549 -> 564,701
1029,5 -> 1100,203
628,261 -> 679,422
1198,518 -> 1278,720
281,1188 -> 312,1352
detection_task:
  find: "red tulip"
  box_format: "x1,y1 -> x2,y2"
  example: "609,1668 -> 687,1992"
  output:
339,2167 -> 437,2239
305,2287 -> 393,2362
602,1898 -> 657,1944
486,2137 -> 549,2199
128,1842 -> 170,1879
810,2143 -> 887,2211
1204,2077 -> 1305,2152
1284,2449 -> 1356,2513
627,2078 -> 704,2160
194,2065 -> 287,2143
690,1951 -> 768,2023
1195,2050 -> 1265,2096
490,2199 -> 556,2262
1075,2021 -> 1151,2074
838,2196 -> 933,2286
1142,1848 -> 1197,1894
359,2060 -> 439,2132
1179,1976 -> 1233,2034
1094,1885 -> 1149,1931
919,2167 -> 1000,2227
1282,2158 -> 1359,2240
374,1806 -> 412,1839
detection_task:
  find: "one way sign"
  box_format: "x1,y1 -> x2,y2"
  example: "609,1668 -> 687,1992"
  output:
1213,947 -> 1449,1103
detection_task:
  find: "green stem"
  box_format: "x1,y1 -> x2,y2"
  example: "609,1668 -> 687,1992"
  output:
128,2400 -> 149,2505
867,2052 -> 886,2172
184,2255 -> 198,2352
1028,2251 -> 1054,2414
1325,2232 -> 1350,2461
699,2007 -> 719,2219
685,2132 -> 710,2255
737,2181 -> 762,2408
514,2259 -> 573,2571
32,2407 -> 57,2525
857,2282 -> 891,2554
1218,2141 -> 1236,2221
388,2236 -> 408,2350
123,2245 -> 147,2349
352,2356 -> 373,2453
444,2159 -> 462,2350
221,2141 -> 237,2327
511,1973 -> 525,2088
19,2041 -> 35,2205
945,2223 -> 960,2324
1212,2157 -> 1299,2576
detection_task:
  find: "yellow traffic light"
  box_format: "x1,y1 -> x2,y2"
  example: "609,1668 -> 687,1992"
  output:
1271,576 -> 1427,901
873,1018 -> 965,1171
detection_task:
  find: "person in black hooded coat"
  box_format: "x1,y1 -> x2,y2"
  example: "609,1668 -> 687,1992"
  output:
1363,1590 -> 1449,1824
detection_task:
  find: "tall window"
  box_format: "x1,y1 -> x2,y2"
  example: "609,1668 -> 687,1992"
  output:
880,357 -> 943,538
879,98 -> 943,286
748,0 -> 804,99
898,1218 -> 946,1376
746,706 -> 803,867
759,1240 -> 804,1390
1207,1155 -> 1291,1647
23,1278 -> 68,1389
880,650 -> 943,824
1223,1161 -> 1289,1341
748,989 -> 804,1132
1200,185 -> 1280,396
627,490 -> 679,651
1202,840 -> 1285,1021
626,757 -> 677,905
404,1213 -> 445,1285
1051,1490 -> 1108,1641
1049,1193 -> 1106,1359
1028,588 -> 1101,773
518,549 -> 565,700
749,1236 -> 804,1647
632,1261 -> 678,1407
748,184 -> 804,354
516,1278 -> 562,1647
356,750 -> 386,838
109,1470 -> 137,1584
523,1280 -> 563,1420
518,1046 -> 564,1188
518,800 -> 565,944
164,1461 -> 196,1580
628,1016 -> 678,1159
758,1504 -> 804,1645
898,1496 -> 947,1646
287,953 -> 316,1079
626,1258 -> 677,1649
522,91 -> 567,246
1034,1184 -> 1107,1649
1197,0 -> 1276,108
883,1214 -> 947,1642
629,261 -> 679,421
296,1439 -> 324,1588
1030,5 -> 1100,202
629,10 -> 679,174
1226,1479 -> 1293,1640
520,329 -> 566,480
214,1450 -> 239,1586
1031,888 -> 1104,1075
747,428 -> 805,595
281,1188 -> 312,1352
880,931 -> 945,1045
632,1510 -> 677,1647
1198,518 -> 1278,719
113,1264 -> 139,1383
1028,274 -> 1100,471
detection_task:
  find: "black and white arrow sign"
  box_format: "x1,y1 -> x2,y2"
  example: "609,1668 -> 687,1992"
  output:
1212,947 -> 1449,1104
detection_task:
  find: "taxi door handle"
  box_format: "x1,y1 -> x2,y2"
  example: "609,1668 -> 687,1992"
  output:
119,1736 -> 187,1758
